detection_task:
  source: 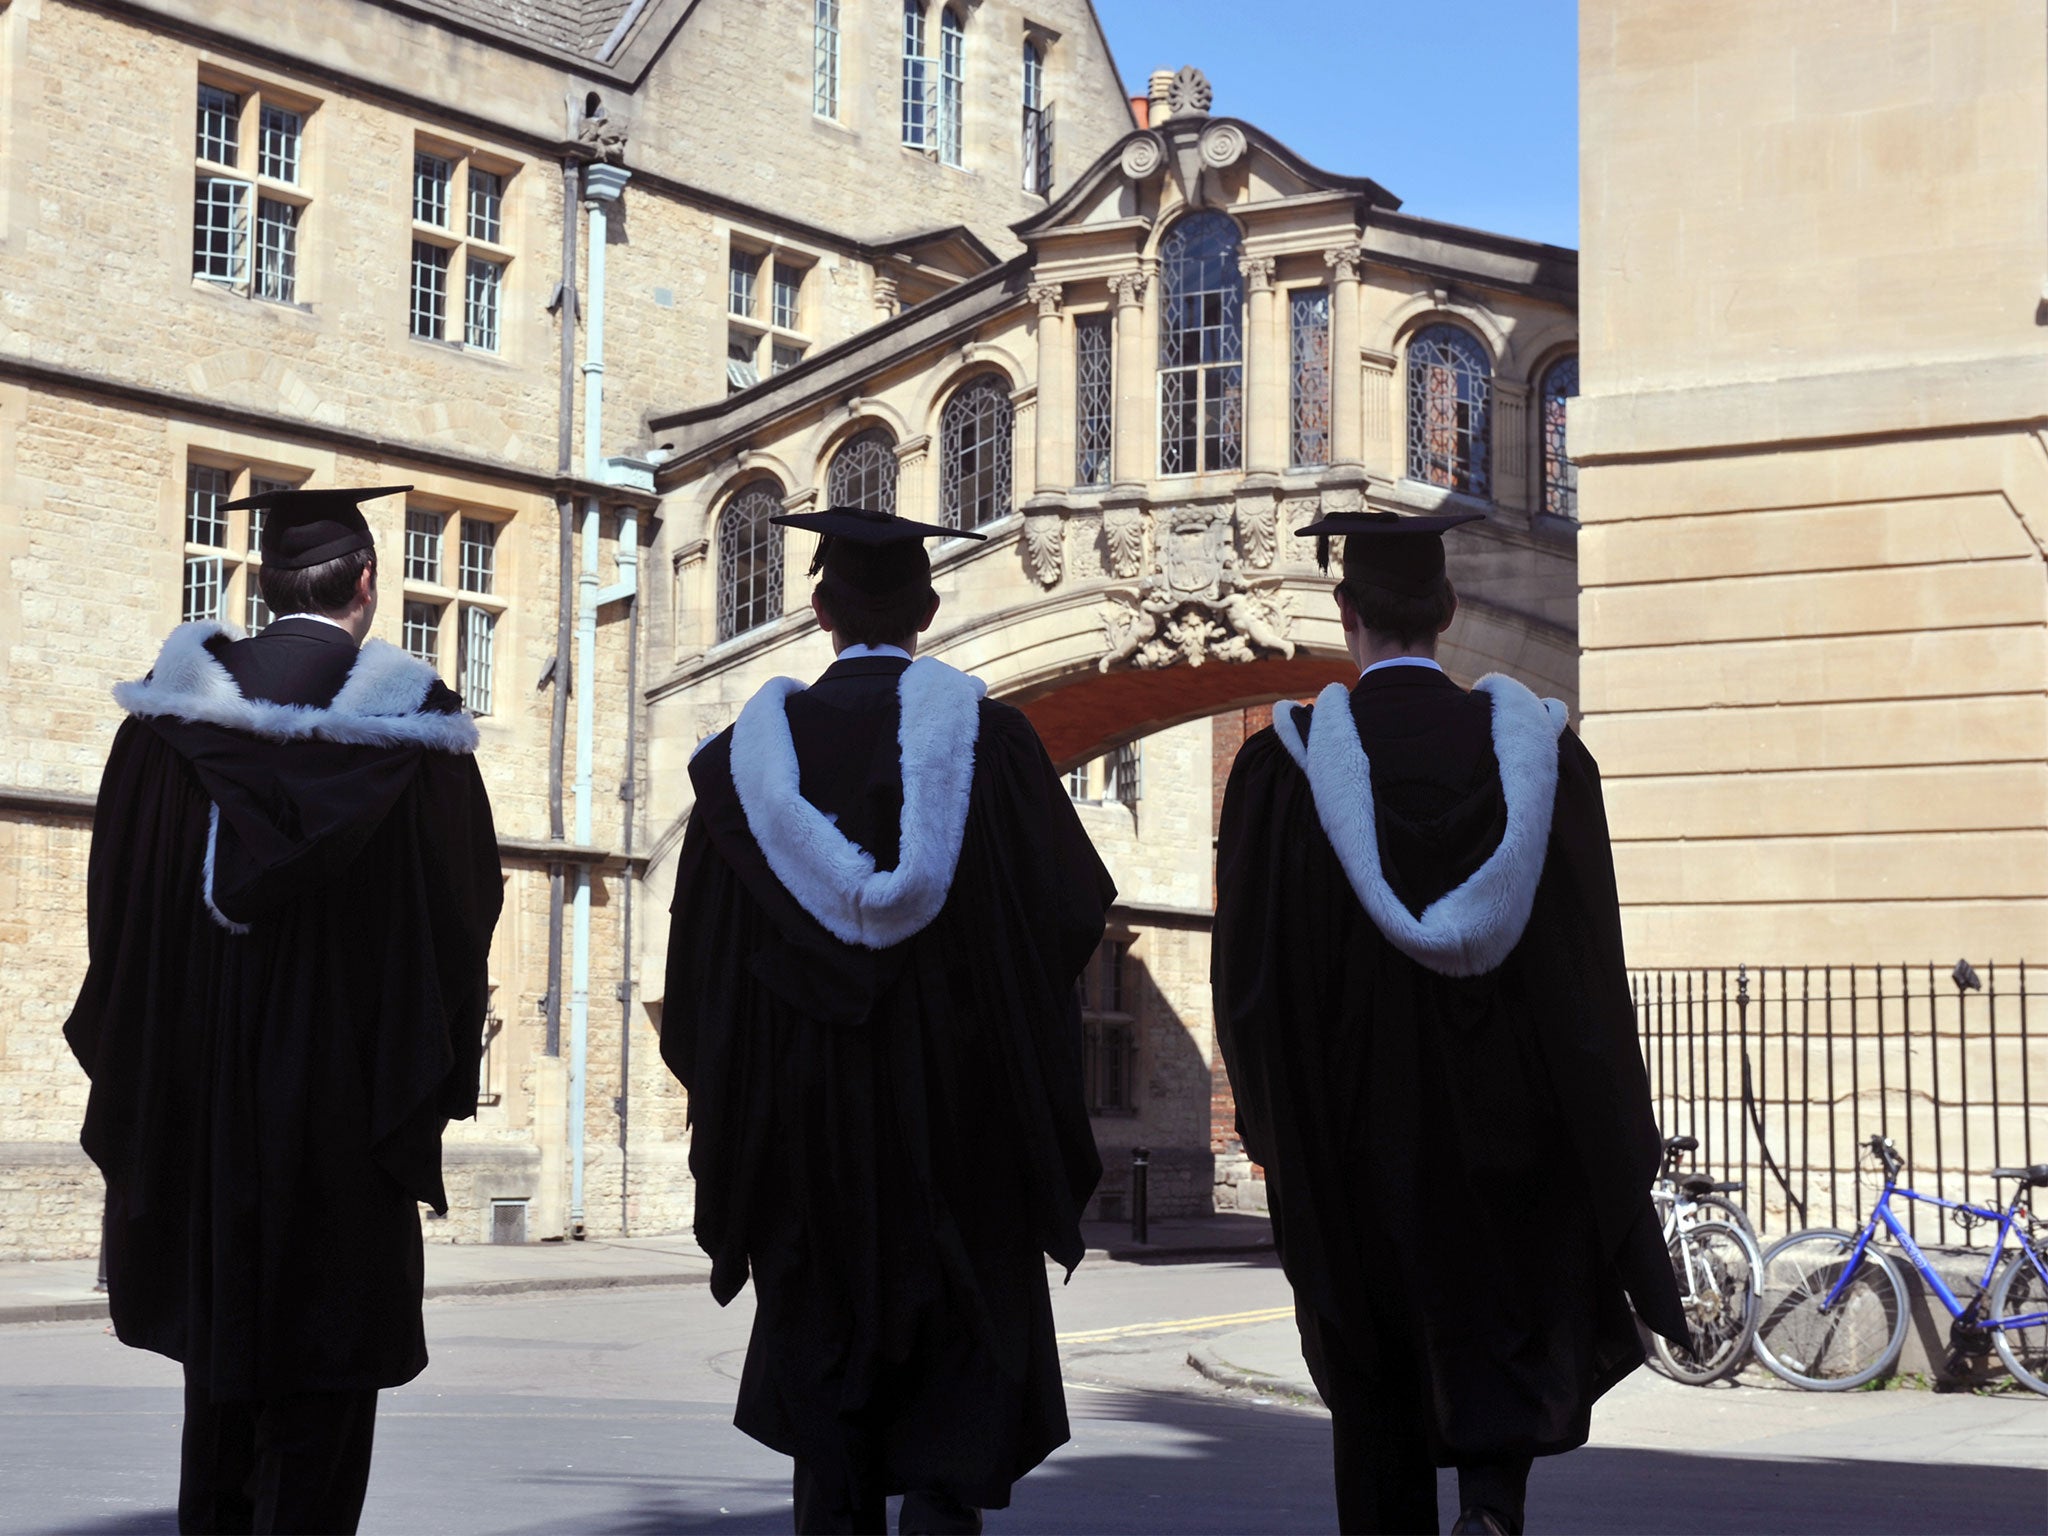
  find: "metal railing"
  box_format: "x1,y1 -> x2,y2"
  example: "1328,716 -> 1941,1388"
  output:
1632,962 -> 2042,1246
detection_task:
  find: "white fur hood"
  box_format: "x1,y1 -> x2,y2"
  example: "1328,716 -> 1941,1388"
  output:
1274,673 -> 1569,978
729,657 -> 986,950
113,620 -> 479,753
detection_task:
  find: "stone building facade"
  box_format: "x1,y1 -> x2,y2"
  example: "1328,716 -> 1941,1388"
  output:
636,80 -> 1585,1217
0,0 -> 1136,1259
1576,0 -> 2048,968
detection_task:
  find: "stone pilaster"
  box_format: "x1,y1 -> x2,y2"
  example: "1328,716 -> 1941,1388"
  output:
1027,281 -> 1067,503
1236,255 -> 1281,474
1491,379 -> 1531,511
1110,267 -> 1151,487
894,433 -> 932,523
1322,243 -> 1366,471
1361,347 -> 1397,480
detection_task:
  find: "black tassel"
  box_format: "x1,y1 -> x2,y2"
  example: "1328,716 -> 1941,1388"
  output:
808,533 -> 833,577
1316,535 -> 1331,573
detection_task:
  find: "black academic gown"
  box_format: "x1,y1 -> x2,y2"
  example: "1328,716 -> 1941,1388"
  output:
661,654 -> 1111,1512
64,618 -> 502,1401
1213,665 -> 1685,1464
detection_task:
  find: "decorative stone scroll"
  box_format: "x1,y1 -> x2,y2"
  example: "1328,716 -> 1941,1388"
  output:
1101,504 -> 1146,577
1199,121 -> 1247,169
1234,488 -> 1279,568
1119,134 -> 1164,180
1023,511 -> 1063,587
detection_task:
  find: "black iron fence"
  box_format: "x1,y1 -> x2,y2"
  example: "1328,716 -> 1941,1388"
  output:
1632,962 -> 2043,1246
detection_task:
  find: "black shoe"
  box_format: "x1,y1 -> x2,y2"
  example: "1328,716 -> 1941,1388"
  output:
1449,1509 -> 1510,1536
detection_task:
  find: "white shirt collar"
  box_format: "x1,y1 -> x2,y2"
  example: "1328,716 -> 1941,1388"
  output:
1361,656 -> 1443,679
837,643 -> 913,662
271,612 -> 354,637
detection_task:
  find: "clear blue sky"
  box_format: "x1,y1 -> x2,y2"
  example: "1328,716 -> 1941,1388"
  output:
1091,0 -> 1580,250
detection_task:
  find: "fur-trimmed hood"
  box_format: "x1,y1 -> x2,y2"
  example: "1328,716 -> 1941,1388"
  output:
728,657 -> 985,950
1275,673 -> 1569,978
114,620 -> 478,753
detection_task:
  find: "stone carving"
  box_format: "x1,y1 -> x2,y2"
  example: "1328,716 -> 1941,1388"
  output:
1023,512 -> 1063,587
1200,121 -> 1247,169
1119,133 -> 1164,180
1235,492 -> 1278,568
1098,506 -> 1296,670
1101,505 -> 1145,576
1324,242 -> 1366,283
576,102 -> 628,164
1108,268 -> 1149,309
1167,66 -> 1213,118
873,274 -> 899,317
1236,254 -> 1275,292
1028,281 -> 1063,317
1070,513 -> 1105,579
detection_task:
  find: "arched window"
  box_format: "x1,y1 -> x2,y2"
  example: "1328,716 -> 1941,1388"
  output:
1540,355 -> 1578,519
826,428 -> 899,515
1022,40 -> 1052,194
716,482 -> 784,642
938,8 -> 965,167
940,374 -> 1014,530
1157,213 -> 1244,476
1405,323 -> 1491,498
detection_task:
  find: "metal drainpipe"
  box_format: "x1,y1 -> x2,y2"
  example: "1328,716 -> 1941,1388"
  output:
571,161 -> 632,1239
612,513 -> 638,1237
546,151 -> 581,1063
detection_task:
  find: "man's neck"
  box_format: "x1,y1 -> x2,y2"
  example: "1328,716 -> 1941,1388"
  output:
275,611 -> 356,640
834,641 -> 913,662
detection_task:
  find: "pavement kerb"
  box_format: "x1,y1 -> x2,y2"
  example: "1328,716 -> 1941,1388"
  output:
1187,1344 -> 1323,1407
1088,1239 -> 1277,1265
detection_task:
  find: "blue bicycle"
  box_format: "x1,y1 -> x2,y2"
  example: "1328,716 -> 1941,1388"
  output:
1752,1135 -> 2048,1394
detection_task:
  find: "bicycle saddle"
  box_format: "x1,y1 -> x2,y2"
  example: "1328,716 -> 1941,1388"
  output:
1663,1135 -> 1699,1154
1991,1164 -> 2048,1189
1679,1175 -> 1718,1196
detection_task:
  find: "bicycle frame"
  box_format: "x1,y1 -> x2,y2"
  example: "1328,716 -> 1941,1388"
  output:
1823,1178 -> 2048,1332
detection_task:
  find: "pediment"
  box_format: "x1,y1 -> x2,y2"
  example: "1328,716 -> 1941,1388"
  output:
1014,115 -> 1400,247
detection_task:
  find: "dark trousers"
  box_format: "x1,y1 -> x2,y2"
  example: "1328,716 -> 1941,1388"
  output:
1296,1303 -> 1532,1535
178,1369 -> 379,1535
792,1461 -> 984,1535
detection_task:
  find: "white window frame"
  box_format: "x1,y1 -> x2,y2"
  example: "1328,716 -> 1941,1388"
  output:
401,503 -> 509,709
726,237 -> 813,392
409,140 -> 516,354
180,459 -> 305,629
193,75 -> 313,305
812,0 -> 841,120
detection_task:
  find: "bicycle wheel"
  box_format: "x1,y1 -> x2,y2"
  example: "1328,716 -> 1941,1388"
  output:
1753,1228 -> 1909,1390
1990,1243 -> 2048,1398
1651,1218 -> 1761,1385
1692,1193 -> 1758,1246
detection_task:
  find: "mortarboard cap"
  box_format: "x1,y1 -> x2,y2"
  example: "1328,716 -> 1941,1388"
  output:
1295,508 -> 1484,593
224,484 -> 410,571
773,505 -> 986,606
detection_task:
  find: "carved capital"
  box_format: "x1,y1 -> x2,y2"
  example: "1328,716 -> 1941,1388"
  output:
1028,281 -> 1064,317
1109,269 -> 1150,309
873,274 -> 900,317
1323,242 -> 1367,283
1236,255 -> 1276,292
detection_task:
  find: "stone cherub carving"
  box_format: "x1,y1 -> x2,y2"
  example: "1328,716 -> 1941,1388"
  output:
1098,578 -> 1178,672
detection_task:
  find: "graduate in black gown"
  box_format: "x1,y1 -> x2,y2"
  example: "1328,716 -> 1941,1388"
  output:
661,507 -> 1112,1535
64,487 -> 502,1535
1212,511 -> 1687,1536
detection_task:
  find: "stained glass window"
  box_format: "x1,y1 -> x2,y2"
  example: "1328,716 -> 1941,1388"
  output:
1541,355 -> 1579,519
826,429 -> 899,515
717,483 -> 785,642
1290,287 -> 1332,469
1074,313 -> 1114,486
1157,213 -> 1244,476
1406,323 -> 1491,498
941,374 -> 1013,530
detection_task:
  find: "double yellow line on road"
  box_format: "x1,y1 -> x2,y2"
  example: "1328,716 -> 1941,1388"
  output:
1056,1304 -> 1292,1346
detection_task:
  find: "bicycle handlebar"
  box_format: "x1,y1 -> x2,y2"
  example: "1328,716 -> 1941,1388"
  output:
1867,1134 -> 1904,1177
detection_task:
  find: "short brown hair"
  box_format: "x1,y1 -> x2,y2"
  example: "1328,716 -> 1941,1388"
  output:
1336,573 -> 1455,647
260,548 -> 375,618
815,576 -> 933,648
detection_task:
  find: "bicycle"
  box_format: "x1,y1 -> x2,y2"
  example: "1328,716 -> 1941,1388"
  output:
1648,1134 -> 1762,1385
1752,1135 -> 2048,1395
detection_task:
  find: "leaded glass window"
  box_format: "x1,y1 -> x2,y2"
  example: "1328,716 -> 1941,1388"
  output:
941,375 -> 1013,530
901,1 -> 930,147
410,240 -> 450,338
465,257 -> 503,351
1157,213 -> 1244,476
1106,741 -> 1142,806
405,508 -> 444,585
193,178 -> 249,286
826,429 -> 899,514
414,151 -> 453,227
402,600 -> 442,667
717,483 -> 785,642
1541,355 -> 1579,519
258,105 -> 301,183
255,198 -> 297,303
196,85 -> 240,166
459,517 -> 497,594
1290,287 -> 1332,469
813,0 -> 841,119
1074,313 -> 1113,486
1406,323 -> 1491,498
938,9 -> 965,168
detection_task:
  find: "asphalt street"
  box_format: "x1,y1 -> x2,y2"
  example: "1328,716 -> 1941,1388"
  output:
2,1253 -> 2043,1534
